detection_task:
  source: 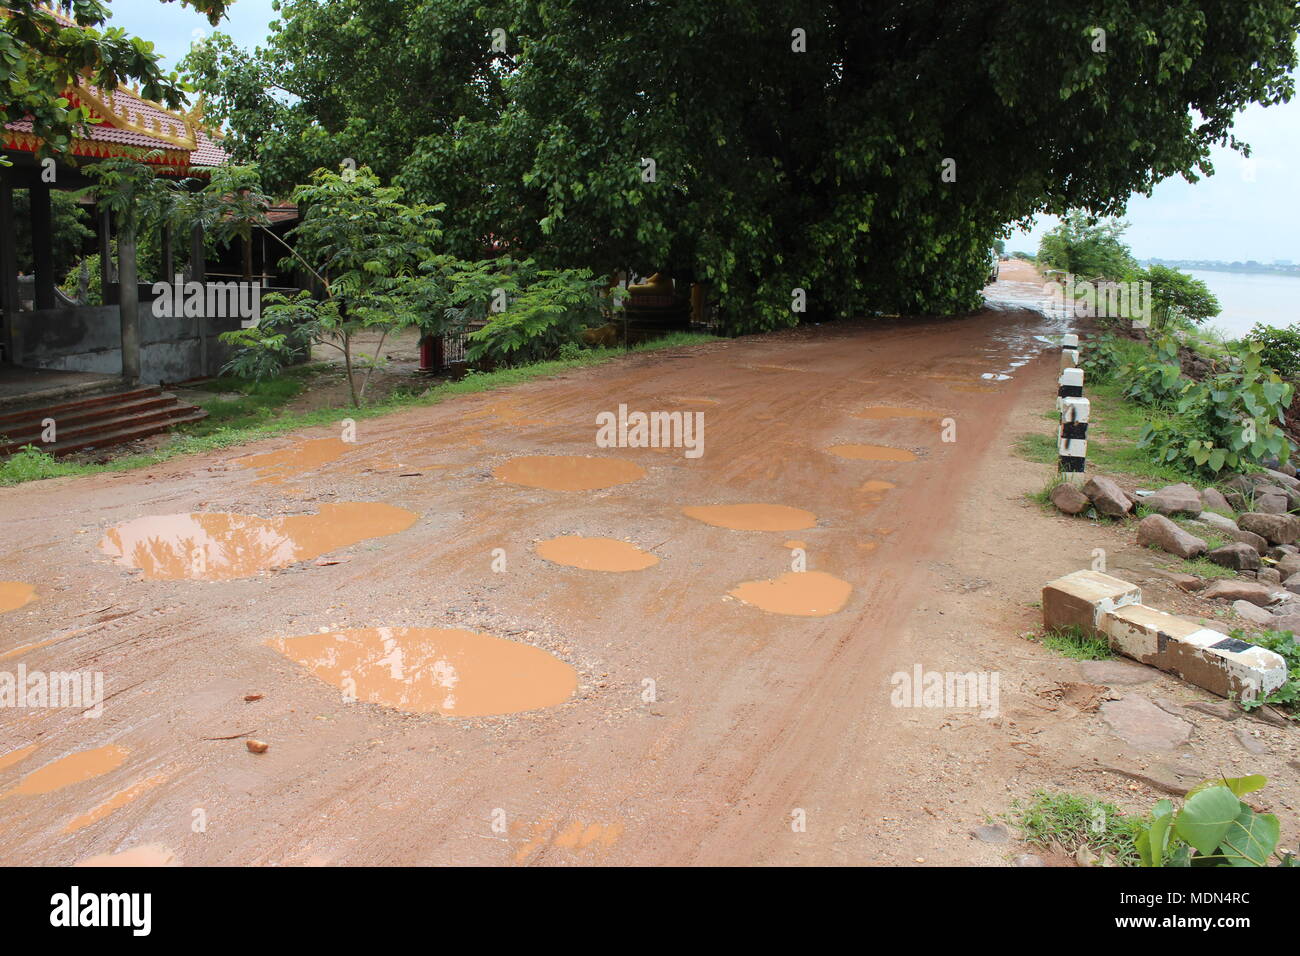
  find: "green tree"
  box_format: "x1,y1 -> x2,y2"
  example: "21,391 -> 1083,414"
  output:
1,0 -> 230,158
220,165 -> 446,405
185,0 -> 1300,332
1036,211 -> 1138,279
1140,264 -> 1221,328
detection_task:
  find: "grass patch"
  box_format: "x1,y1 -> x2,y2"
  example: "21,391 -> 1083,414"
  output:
0,333 -> 721,487
181,366 -> 319,435
1170,554 -> 1238,580
0,445 -> 98,486
1011,790 -> 1145,866
1015,380 -> 1201,486
1026,625 -> 1113,660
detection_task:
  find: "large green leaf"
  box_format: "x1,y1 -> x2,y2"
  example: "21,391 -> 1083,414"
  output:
1174,786 -> 1241,856
1217,808 -> 1279,867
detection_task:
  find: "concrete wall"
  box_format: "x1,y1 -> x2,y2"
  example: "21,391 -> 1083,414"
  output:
10,301 -> 246,384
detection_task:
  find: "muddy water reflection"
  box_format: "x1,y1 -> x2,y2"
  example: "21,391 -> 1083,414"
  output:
100,503 -> 418,580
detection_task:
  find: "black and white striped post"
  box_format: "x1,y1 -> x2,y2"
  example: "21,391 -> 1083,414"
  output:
1056,365 -> 1083,412
1060,333 -> 1080,369
1059,395 -> 1090,480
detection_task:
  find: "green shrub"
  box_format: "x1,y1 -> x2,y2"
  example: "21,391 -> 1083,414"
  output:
1231,628 -> 1299,715
1245,322 -> 1300,381
1134,340 -> 1292,476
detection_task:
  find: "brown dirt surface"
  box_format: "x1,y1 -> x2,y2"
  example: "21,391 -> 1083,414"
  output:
2,268 -> 1295,866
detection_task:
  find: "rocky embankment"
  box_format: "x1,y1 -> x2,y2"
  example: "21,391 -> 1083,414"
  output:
1051,468 -> 1300,634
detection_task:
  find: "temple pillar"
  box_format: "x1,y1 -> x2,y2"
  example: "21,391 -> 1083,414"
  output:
30,182 -> 56,310
118,226 -> 140,382
97,206 -> 113,299
0,177 -> 18,363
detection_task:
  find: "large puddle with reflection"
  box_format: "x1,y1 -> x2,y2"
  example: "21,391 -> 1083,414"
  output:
269,627 -> 578,717
99,503 -> 418,580
494,455 -> 646,491
536,536 -> 659,572
0,582 -> 35,614
683,503 -> 817,531
729,570 -> 852,616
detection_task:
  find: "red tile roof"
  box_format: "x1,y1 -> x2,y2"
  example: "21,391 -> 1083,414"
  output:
2,7 -> 228,174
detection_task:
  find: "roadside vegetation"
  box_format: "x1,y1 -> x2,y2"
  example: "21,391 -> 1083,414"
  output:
0,332 -> 717,487
1013,776 -> 1297,867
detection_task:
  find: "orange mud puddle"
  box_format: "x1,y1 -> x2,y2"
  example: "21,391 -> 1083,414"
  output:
728,570 -> 852,617
853,406 -> 941,420
493,455 -> 646,491
238,437 -> 352,484
0,582 -> 36,614
536,536 -> 659,572
99,502 -> 418,581
268,626 -> 578,717
682,503 -> 817,532
2,744 -> 128,798
62,772 -> 169,834
827,444 -> 917,463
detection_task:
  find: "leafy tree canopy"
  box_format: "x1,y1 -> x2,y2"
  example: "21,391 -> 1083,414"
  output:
184,0 -> 1300,331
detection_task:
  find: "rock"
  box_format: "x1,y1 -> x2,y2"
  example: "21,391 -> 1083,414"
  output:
1080,659 -> 1156,685
1196,511 -> 1238,534
1136,514 -> 1206,559
243,694 -> 263,703
1083,476 -> 1133,517
1075,845 -> 1098,867
1201,487 -> 1234,515
1187,700 -> 1240,721
1282,463 -> 1298,478
1268,611 -> 1300,634
1274,554 -> 1300,578
1257,567 -> 1282,585
1013,854 -> 1045,867
1254,483 -> 1290,499
972,823 -> 1009,844
245,739 -> 269,754
1233,599 -> 1276,624
1266,468 -> 1300,489
1234,727 -> 1269,755
1225,492 -> 1248,511
1223,474 -> 1256,494
1100,696 -> 1193,752
1201,579 -> 1278,606
1145,482 -> 1203,517
1230,529 -> 1268,553
1255,493 -> 1290,515
1238,512 -> 1300,545
1050,482 -> 1091,515
1152,570 -> 1206,592
1206,542 -> 1261,571
1284,572 -> 1300,595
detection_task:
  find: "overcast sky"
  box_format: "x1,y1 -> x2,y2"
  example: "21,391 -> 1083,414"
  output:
112,0 -> 1299,264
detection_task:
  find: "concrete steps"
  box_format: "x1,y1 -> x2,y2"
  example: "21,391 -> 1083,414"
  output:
0,386 -> 208,457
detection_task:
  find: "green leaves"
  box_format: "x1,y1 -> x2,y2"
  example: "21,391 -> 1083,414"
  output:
1135,775 -> 1289,866
1174,785 -> 1241,855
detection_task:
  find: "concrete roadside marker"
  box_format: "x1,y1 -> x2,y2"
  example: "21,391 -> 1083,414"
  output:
1060,333 -> 1080,370
1058,396 -> 1089,481
1042,569 -> 1288,702
1056,366 -> 1083,413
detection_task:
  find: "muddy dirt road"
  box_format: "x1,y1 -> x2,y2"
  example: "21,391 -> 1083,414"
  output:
1,275 -> 1068,865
